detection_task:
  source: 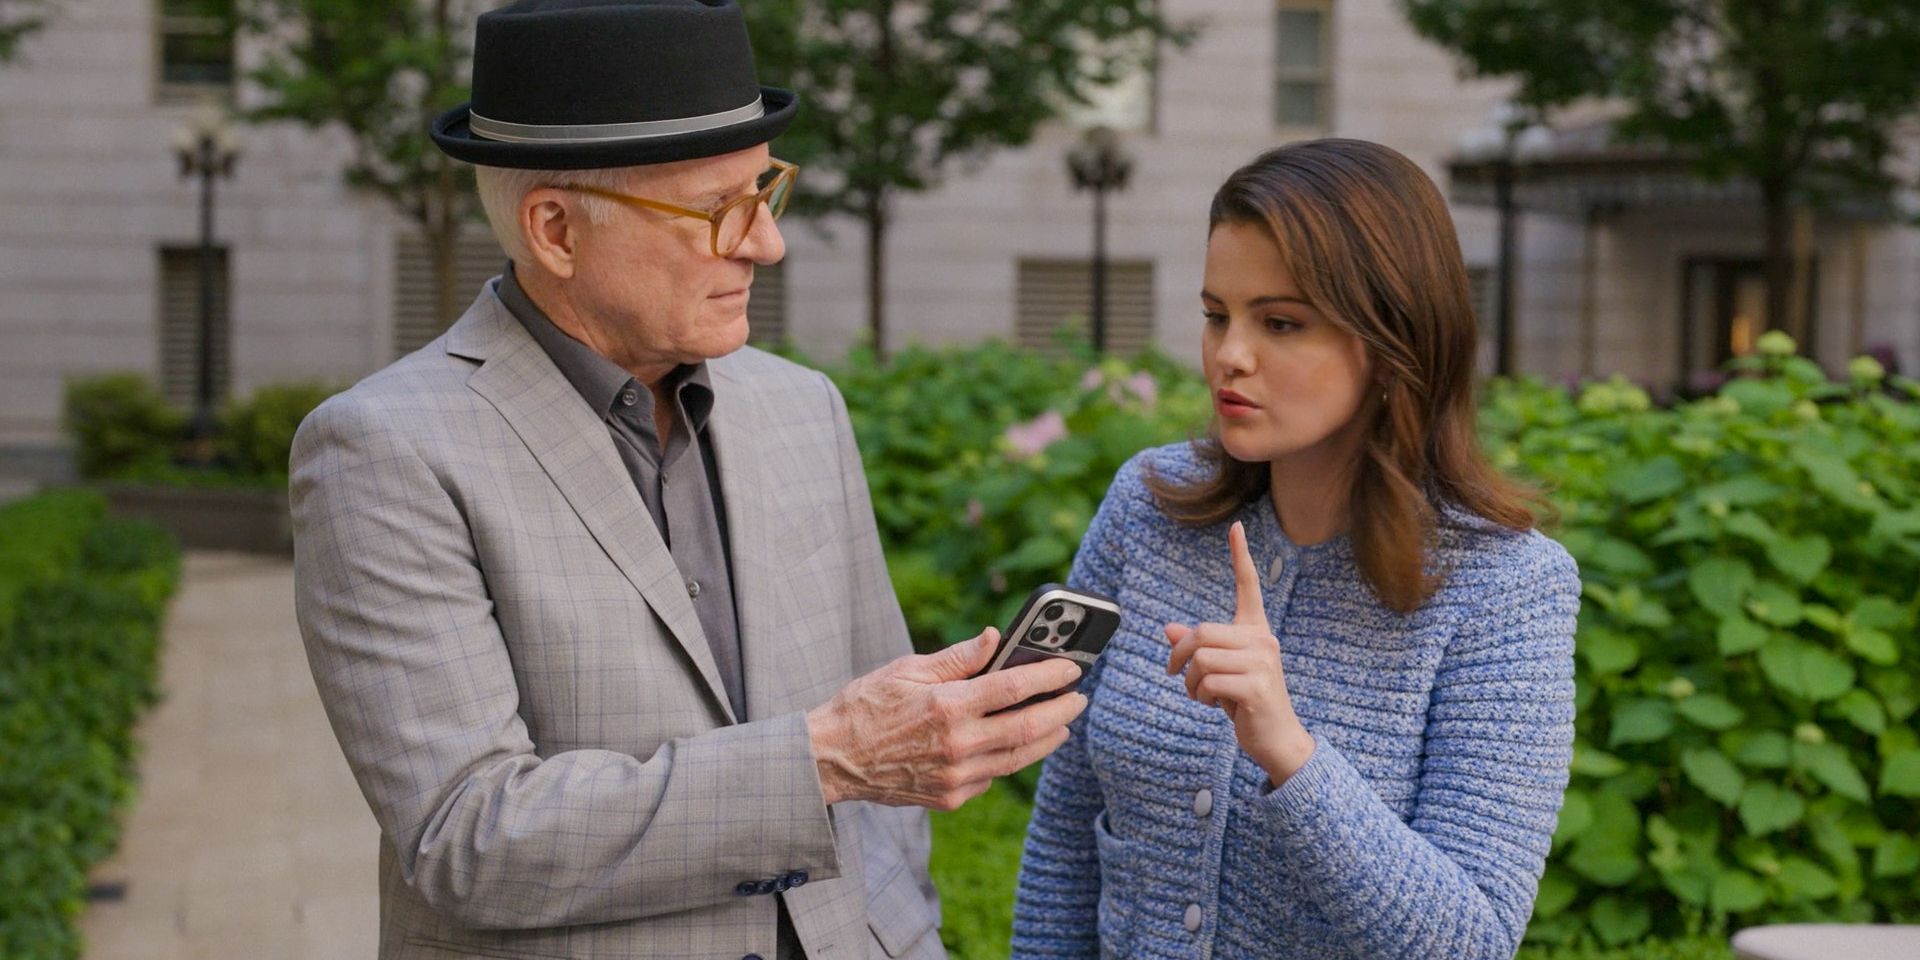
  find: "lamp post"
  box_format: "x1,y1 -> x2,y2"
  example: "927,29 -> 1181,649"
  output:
1067,126 -> 1133,354
170,102 -> 240,459
1457,103 -> 1546,377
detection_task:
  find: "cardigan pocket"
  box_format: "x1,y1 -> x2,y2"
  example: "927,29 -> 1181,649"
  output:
1091,809 -> 1137,958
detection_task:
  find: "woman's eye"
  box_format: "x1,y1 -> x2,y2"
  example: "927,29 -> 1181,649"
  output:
1202,311 -> 1228,326
1265,316 -> 1300,333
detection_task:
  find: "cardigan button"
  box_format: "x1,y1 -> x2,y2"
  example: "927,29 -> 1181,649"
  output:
1183,903 -> 1202,932
1193,788 -> 1213,818
1266,555 -> 1286,585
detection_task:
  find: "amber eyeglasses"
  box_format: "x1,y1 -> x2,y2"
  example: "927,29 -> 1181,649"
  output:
561,158 -> 797,258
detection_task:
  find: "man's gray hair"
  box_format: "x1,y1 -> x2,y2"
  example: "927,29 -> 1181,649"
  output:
474,165 -> 632,264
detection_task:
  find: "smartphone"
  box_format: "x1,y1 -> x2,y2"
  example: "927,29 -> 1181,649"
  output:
972,583 -> 1121,712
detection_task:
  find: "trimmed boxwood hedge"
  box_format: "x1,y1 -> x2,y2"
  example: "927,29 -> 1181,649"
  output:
0,491 -> 180,960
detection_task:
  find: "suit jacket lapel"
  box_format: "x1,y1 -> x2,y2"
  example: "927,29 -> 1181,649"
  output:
446,291 -> 738,724
705,359 -> 783,721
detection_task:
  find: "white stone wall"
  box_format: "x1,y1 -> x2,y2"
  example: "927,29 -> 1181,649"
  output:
781,0 -> 1515,368
3,0 -> 1915,459
0,0 -> 391,449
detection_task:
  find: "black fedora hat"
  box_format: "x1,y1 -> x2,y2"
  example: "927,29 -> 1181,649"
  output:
431,0 -> 798,170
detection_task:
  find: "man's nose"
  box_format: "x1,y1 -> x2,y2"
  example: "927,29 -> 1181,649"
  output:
733,200 -> 785,265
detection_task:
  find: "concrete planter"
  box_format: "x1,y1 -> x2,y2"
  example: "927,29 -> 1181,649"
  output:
96,482 -> 292,555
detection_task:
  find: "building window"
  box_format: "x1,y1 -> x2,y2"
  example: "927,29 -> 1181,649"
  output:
746,261 -> 787,347
1016,258 -> 1154,354
159,245 -> 231,406
157,0 -> 235,101
1274,1 -> 1331,130
392,231 -> 508,358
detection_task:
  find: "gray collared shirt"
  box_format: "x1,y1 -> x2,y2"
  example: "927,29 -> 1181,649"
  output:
496,267 -> 748,720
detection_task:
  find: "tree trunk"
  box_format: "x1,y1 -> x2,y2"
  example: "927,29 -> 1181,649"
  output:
1761,177 -> 1792,352
865,191 -> 887,359
431,0 -> 459,330
429,221 -> 457,334
1787,205 -> 1813,349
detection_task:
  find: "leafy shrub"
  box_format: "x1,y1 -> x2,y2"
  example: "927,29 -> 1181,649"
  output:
836,336 -> 1917,956
217,382 -> 340,483
822,342 -> 1209,652
62,374 -> 338,487
61,375 -> 185,480
0,491 -> 180,960
1481,336 -> 1920,946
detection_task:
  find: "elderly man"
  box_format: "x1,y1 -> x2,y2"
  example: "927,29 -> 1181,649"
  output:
288,1 -> 1087,958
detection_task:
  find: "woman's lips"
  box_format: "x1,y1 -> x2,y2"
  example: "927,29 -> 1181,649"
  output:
1216,389 -> 1259,419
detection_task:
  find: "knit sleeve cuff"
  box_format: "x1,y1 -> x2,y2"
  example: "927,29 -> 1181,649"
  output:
1248,734 -> 1370,841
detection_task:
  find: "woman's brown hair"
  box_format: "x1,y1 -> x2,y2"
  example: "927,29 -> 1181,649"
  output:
1145,138 -> 1542,613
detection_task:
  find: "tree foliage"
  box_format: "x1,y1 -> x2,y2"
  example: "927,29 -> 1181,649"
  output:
1402,0 -> 1920,346
0,0 -> 53,62
744,0 -> 1194,355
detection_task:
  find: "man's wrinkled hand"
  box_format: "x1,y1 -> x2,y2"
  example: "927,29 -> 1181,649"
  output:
806,627 -> 1088,810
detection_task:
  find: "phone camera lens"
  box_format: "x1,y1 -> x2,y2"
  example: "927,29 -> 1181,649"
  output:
1043,603 -> 1065,620
1027,625 -> 1051,645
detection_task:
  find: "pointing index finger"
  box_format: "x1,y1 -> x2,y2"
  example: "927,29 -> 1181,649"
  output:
1229,521 -> 1269,629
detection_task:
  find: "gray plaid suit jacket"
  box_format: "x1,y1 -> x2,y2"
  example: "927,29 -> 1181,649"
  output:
290,284 -> 944,960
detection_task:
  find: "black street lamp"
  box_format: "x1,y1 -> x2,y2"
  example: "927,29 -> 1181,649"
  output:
1457,102 -> 1547,378
171,103 -> 240,459
1067,126 -> 1133,354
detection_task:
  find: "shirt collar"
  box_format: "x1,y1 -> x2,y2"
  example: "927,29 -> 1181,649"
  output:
498,263 -> 714,430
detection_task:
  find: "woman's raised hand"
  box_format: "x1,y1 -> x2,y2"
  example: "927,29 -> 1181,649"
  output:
1164,520 -> 1317,788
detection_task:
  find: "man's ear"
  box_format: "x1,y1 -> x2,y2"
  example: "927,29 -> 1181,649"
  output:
522,187 -> 578,280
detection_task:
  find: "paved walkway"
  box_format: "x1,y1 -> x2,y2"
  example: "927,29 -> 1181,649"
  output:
79,552 -> 379,960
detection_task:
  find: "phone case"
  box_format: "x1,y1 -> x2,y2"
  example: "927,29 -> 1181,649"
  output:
972,582 -> 1121,712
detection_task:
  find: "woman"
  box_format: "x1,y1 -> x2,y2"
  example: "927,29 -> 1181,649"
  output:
1011,139 -> 1579,959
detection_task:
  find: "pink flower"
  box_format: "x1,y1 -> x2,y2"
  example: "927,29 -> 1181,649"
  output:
1003,410 -> 1068,458
989,569 -> 1008,593
1079,368 -> 1104,391
965,499 -> 984,527
1125,372 -> 1158,410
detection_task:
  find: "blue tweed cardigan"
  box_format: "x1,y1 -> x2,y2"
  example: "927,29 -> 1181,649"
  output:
1011,443 -> 1580,959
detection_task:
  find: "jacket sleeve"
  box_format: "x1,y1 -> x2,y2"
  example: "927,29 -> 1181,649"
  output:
290,395 -> 839,930
1237,538 -> 1580,959
1010,454 -> 1141,958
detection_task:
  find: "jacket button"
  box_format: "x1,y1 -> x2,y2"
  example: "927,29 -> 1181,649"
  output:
744,955 -> 764,960
785,869 -> 809,887
754,878 -> 778,895
1193,788 -> 1213,818
735,880 -> 757,896
1184,903 -> 1202,932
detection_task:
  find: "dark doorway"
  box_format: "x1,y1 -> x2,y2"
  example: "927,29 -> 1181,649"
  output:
1681,257 -> 1819,390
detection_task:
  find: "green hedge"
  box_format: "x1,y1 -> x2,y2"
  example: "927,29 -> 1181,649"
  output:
825,341 -> 1209,652
814,336 -> 1920,957
62,375 -> 337,487
0,492 -> 181,960
1481,336 -> 1920,946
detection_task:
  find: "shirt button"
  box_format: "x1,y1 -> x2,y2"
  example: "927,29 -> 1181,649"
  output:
1183,903 -> 1202,932
1193,788 -> 1213,818
735,880 -> 757,897
619,389 -> 639,406
687,578 -> 702,598
1266,555 -> 1285,585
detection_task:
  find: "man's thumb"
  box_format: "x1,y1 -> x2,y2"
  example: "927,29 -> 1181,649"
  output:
926,627 -> 999,681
